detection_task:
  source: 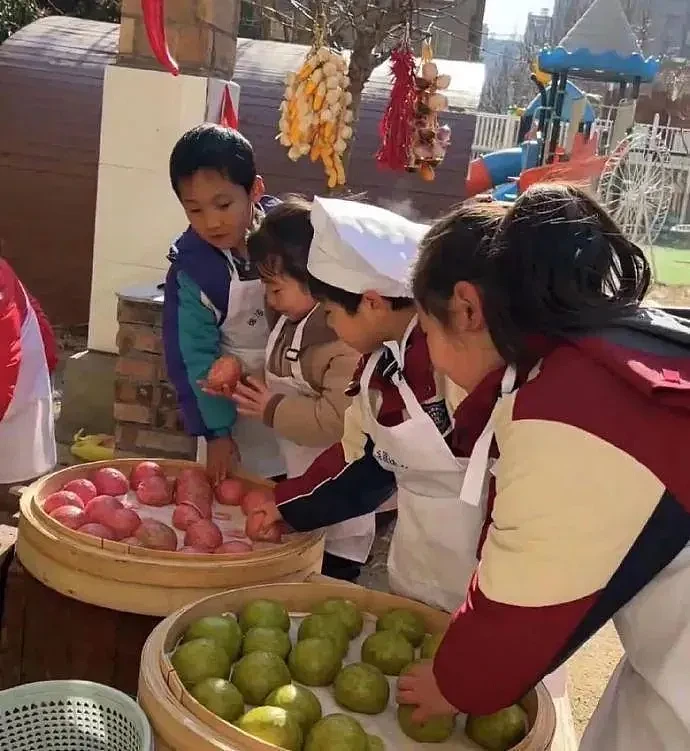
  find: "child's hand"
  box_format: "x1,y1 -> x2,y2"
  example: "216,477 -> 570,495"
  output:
396,660 -> 458,723
206,436 -> 241,483
233,377 -> 274,420
247,499 -> 283,538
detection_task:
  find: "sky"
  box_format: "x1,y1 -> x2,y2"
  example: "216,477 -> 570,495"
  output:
483,0 -> 555,37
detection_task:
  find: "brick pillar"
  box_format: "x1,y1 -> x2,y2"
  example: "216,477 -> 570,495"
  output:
118,0 -> 239,79
114,294 -> 197,460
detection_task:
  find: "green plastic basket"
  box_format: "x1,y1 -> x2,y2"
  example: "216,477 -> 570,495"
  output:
0,680 -> 153,750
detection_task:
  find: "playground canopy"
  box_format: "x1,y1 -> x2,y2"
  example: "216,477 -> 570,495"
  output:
538,0 -> 659,83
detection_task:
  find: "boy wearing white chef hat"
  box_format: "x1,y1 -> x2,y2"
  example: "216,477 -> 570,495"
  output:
248,196 -> 501,614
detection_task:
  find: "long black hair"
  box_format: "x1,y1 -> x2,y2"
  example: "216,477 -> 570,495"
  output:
412,183 -> 651,362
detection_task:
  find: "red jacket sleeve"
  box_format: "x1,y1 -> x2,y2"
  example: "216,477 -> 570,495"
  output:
27,292 -> 58,374
0,264 -> 22,420
432,577 -> 594,715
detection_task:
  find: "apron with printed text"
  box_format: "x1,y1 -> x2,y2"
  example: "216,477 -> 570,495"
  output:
358,320 -> 489,613
264,308 -> 375,563
197,255 -> 284,478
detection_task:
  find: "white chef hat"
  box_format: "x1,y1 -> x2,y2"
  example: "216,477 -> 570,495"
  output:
307,196 -> 429,298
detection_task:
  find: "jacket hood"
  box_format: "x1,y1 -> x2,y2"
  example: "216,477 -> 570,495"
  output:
571,307 -> 690,413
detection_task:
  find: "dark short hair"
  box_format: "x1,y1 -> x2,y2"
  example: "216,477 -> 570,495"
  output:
247,196 -> 313,283
307,273 -> 414,315
412,184 -> 650,362
169,123 -> 256,196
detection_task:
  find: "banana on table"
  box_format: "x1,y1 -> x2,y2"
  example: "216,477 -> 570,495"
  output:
70,429 -> 115,462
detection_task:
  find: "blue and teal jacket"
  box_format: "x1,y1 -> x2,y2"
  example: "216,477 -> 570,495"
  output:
162,196 -> 280,439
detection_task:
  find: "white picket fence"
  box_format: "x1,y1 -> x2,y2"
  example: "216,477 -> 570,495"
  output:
471,112 -> 690,225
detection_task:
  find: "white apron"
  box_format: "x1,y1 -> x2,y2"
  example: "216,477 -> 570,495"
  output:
579,545 -> 690,750
264,308 -> 375,564
461,364 -> 574,748
358,320 -> 489,613
197,255 -> 284,478
0,284 -> 56,484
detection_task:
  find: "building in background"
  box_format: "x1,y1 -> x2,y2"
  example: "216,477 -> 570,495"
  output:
479,32 -> 525,113
651,0 -> 689,58
551,0 -> 588,44
524,8 -> 552,49
481,32 -> 522,71
239,0 -> 487,61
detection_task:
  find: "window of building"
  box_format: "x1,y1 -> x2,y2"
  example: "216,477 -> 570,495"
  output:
432,28 -> 452,59
239,1 -> 293,42
239,0 -> 260,39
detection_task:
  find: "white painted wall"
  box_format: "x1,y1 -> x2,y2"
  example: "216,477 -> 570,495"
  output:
88,65 -> 240,353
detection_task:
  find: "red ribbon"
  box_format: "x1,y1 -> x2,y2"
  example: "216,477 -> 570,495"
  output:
220,85 -> 239,129
140,0 -> 179,76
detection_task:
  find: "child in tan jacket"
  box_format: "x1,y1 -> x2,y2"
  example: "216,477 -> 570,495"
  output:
231,196 -> 375,580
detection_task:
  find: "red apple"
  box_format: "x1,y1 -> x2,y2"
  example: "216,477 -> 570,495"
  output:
84,495 -> 124,525
135,476 -> 171,507
49,505 -> 86,530
62,479 -> 98,504
135,520 -> 178,551
245,511 -> 282,544
44,490 -> 84,515
184,519 -> 223,551
99,507 -> 141,540
172,503 -> 203,531
91,467 -> 129,496
206,355 -> 242,392
129,461 -> 164,489
241,488 -> 272,516
215,478 -> 245,506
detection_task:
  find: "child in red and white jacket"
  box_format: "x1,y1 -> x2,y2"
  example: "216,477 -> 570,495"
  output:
0,257 -> 57,484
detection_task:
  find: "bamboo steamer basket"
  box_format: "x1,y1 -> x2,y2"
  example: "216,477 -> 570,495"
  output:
16,459 -> 325,616
138,580 -> 556,751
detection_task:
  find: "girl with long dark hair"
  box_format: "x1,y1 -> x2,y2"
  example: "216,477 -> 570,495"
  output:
399,183 -> 690,750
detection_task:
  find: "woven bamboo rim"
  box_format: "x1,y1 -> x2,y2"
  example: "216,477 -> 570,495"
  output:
138,580 -> 556,750
16,459 -> 324,616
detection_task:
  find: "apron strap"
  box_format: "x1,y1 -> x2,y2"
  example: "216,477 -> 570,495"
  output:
391,371 -> 431,421
384,315 -> 433,423
383,314 -> 418,370
265,314 -> 289,365
359,323 -> 430,427
358,348 -> 385,424
225,252 -> 239,277
287,305 -> 318,387
459,365 -> 517,507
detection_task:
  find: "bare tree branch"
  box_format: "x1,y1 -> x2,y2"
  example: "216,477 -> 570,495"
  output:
241,0 -> 480,185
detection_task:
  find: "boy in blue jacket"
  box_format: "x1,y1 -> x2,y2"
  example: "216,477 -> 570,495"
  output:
162,124 -> 284,481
